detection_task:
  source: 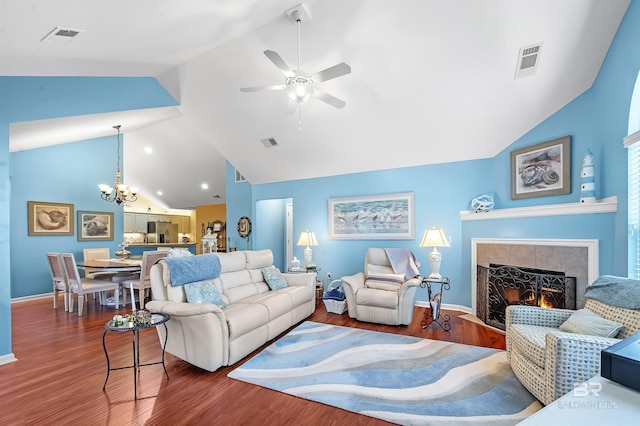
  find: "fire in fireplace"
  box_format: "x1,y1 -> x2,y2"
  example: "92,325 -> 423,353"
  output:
477,264 -> 576,330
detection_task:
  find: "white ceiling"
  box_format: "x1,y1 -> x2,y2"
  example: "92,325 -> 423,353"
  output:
2,0 -> 631,209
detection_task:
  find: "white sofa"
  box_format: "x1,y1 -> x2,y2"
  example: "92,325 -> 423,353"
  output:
146,249 -> 316,372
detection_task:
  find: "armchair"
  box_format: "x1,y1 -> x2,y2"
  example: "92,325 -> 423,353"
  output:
506,277 -> 640,405
341,248 -> 421,325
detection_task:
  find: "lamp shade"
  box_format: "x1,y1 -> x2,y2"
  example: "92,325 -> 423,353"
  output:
419,228 -> 451,248
297,230 -> 318,247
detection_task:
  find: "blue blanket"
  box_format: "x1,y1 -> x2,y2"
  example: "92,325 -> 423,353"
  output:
384,248 -> 421,281
163,254 -> 221,286
583,275 -> 640,309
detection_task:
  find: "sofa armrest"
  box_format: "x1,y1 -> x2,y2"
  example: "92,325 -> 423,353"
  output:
506,305 -> 574,329
146,300 -> 225,319
282,272 -> 315,287
399,277 -> 420,296
545,331 -> 621,399
341,273 -> 365,318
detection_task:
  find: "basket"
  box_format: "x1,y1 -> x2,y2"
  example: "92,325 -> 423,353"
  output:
323,280 -> 347,314
323,298 -> 347,314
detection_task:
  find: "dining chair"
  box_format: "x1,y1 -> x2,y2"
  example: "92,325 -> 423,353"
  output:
82,247 -> 115,280
46,252 -> 68,312
60,253 -> 120,316
122,250 -> 169,309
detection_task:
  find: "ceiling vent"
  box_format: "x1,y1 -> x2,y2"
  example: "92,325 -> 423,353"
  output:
41,26 -> 84,43
261,137 -> 279,148
235,169 -> 246,183
514,43 -> 543,79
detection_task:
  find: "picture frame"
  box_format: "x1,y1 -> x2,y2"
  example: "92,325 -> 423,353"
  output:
510,136 -> 571,200
329,192 -> 414,240
27,201 -> 74,236
77,211 -> 114,241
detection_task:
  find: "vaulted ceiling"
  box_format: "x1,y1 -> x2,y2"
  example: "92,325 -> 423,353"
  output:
3,0 -> 631,209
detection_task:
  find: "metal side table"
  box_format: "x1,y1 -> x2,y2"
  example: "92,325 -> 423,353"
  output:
420,276 -> 451,331
102,312 -> 170,399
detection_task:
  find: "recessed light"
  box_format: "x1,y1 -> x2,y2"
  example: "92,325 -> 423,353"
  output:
144,147 -> 153,154
156,191 -> 163,196
201,183 -> 209,190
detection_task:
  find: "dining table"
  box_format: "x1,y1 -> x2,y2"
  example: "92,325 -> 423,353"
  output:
76,258 -> 142,308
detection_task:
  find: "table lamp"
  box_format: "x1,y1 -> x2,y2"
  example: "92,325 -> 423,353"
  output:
297,230 -> 318,267
419,228 -> 451,278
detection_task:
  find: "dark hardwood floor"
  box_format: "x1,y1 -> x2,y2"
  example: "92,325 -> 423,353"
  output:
0,295 -> 505,425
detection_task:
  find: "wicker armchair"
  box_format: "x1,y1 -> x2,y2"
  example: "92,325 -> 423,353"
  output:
506,298 -> 640,405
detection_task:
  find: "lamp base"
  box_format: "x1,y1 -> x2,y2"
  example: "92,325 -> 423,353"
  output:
304,247 -> 313,267
429,249 -> 442,279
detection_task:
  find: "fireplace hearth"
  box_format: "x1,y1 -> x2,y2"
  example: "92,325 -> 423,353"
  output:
477,263 -> 576,330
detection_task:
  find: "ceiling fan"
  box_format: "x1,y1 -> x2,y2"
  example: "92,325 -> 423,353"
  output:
240,4 -> 351,115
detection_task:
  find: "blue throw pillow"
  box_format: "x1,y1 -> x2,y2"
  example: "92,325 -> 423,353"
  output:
262,266 -> 288,290
184,279 -> 227,308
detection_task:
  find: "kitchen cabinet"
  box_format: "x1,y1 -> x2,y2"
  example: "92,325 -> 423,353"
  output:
124,213 -> 136,232
170,215 -> 191,234
124,213 -> 192,234
135,214 -> 148,232
124,213 -> 151,233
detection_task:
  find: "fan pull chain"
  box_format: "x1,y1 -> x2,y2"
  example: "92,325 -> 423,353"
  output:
298,107 -> 303,132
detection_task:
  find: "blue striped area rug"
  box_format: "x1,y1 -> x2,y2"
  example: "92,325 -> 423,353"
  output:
228,321 -> 542,425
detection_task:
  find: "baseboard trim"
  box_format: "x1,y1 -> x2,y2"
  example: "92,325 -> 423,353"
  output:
415,301 -> 473,314
0,353 -> 18,366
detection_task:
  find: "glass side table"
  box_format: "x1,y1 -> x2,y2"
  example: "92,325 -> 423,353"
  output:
102,312 -> 170,399
420,276 -> 451,331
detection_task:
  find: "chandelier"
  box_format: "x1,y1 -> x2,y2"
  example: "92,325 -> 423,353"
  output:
98,125 -> 137,205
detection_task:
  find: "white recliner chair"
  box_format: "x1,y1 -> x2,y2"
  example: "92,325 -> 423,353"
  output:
341,248 -> 421,325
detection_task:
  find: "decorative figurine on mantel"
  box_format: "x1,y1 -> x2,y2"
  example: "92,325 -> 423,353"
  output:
580,149 -> 596,203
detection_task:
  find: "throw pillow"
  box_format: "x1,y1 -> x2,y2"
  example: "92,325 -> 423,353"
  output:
184,279 -> 227,307
365,272 -> 405,291
559,309 -> 623,338
262,266 -> 288,290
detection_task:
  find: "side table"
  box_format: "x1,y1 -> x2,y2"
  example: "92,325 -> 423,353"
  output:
420,276 -> 451,331
288,266 -> 323,299
102,312 -> 170,399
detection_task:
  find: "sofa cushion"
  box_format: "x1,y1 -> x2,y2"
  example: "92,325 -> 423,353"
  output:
262,266 -> 288,290
217,251 -> 248,273
365,272 -> 404,291
246,249 -> 274,269
184,279 -> 228,308
508,324 -> 557,368
559,309 -> 623,338
357,287 -> 398,308
243,291 -> 293,319
224,302 -> 270,339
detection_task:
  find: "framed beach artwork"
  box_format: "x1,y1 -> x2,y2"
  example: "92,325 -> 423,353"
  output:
27,201 -> 74,236
510,136 -> 571,200
77,211 -> 114,241
329,192 -> 415,240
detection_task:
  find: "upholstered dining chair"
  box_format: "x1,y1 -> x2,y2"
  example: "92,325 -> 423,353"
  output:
122,250 -> 169,309
46,252 -> 68,312
82,247 -> 115,280
60,253 -> 120,316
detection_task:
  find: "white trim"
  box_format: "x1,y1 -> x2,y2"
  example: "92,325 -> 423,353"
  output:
460,196 -> 617,221
623,129 -> 640,147
11,293 -> 52,303
470,238 -> 599,316
0,353 -> 18,366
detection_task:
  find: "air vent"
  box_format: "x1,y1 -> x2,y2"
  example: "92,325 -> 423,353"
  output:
235,169 -> 246,183
41,26 -> 84,43
515,43 -> 543,79
261,137 -> 279,148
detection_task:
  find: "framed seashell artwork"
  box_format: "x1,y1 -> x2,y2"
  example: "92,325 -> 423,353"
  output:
77,210 -> 114,241
27,201 -> 74,236
510,135 -> 571,199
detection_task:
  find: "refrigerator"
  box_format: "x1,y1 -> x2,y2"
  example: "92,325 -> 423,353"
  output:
147,221 -> 179,244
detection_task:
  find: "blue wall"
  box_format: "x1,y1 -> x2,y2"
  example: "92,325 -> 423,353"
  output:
1,76 -> 176,359
225,161 -> 252,250
235,1 -> 640,307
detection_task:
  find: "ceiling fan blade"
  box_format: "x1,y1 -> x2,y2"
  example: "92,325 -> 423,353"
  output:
285,99 -> 298,115
311,63 -> 351,83
264,50 -> 295,77
314,90 -> 346,109
240,84 -> 285,93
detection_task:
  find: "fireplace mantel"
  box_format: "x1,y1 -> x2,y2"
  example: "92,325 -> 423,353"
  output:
460,196 -> 617,221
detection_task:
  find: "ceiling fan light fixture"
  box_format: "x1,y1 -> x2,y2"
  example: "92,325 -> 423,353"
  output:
286,76 -> 314,104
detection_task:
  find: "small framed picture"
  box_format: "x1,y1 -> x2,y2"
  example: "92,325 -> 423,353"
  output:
510,136 -> 571,199
27,201 -> 74,236
77,211 -> 114,241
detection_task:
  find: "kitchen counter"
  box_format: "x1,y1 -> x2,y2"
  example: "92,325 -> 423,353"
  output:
127,243 -> 196,255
